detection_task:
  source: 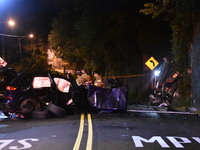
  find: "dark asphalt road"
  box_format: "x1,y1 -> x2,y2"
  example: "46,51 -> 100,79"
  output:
0,111 -> 200,150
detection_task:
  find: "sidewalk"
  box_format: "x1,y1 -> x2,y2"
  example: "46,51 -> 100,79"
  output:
127,104 -> 193,115
127,104 -> 167,111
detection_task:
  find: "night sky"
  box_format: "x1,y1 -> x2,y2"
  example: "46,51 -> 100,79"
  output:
0,0 -> 60,38
0,0 -> 171,64
0,0 -> 162,39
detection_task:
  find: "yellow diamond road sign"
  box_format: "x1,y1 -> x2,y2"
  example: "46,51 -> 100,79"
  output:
145,57 -> 159,70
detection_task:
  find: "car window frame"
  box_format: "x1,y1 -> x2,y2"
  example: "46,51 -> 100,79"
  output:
53,77 -> 71,93
32,76 -> 51,89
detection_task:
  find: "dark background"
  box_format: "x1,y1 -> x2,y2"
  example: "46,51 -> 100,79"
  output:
0,0 -> 171,65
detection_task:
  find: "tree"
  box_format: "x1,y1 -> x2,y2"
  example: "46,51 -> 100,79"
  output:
49,0 -> 143,75
11,37 -> 50,73
140,0 -> 197,72
48,0 -> 171,77
48,0 -> 83,70
140,0 -> 200,107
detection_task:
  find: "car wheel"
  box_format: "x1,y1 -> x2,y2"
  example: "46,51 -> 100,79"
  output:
47,103 -> 66,117
20,98 -> 40,118
32,110 -> 53,119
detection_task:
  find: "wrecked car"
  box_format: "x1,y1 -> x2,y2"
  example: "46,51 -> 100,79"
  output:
0,71 -> 128,119
0,73 -> 80,118
149,58 -> 180,108
0,67 -> 17,100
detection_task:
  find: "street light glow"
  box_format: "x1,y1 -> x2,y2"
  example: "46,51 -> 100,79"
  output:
0,19 -> 15,27
29,33 -> 34,38
7,19 -> 15,27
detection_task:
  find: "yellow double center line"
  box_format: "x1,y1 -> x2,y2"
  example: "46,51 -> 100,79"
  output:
73,113 -> 93,150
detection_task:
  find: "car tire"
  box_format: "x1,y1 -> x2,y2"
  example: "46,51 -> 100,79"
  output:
47,103 -> 66,117
32,110 -> 53,119
20,97 -> 40,118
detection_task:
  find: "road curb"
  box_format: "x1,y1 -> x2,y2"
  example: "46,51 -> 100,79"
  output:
127,109 -> 193,115
126,105 -> 200,115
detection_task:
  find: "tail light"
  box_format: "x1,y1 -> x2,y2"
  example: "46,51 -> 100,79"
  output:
166,79 -> 173,83
172,72 -> 179,78
6,86 -> 17,91
5,97 -> 12,100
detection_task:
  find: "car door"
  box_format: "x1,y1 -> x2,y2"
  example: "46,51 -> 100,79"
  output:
52,77 -> 71,107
